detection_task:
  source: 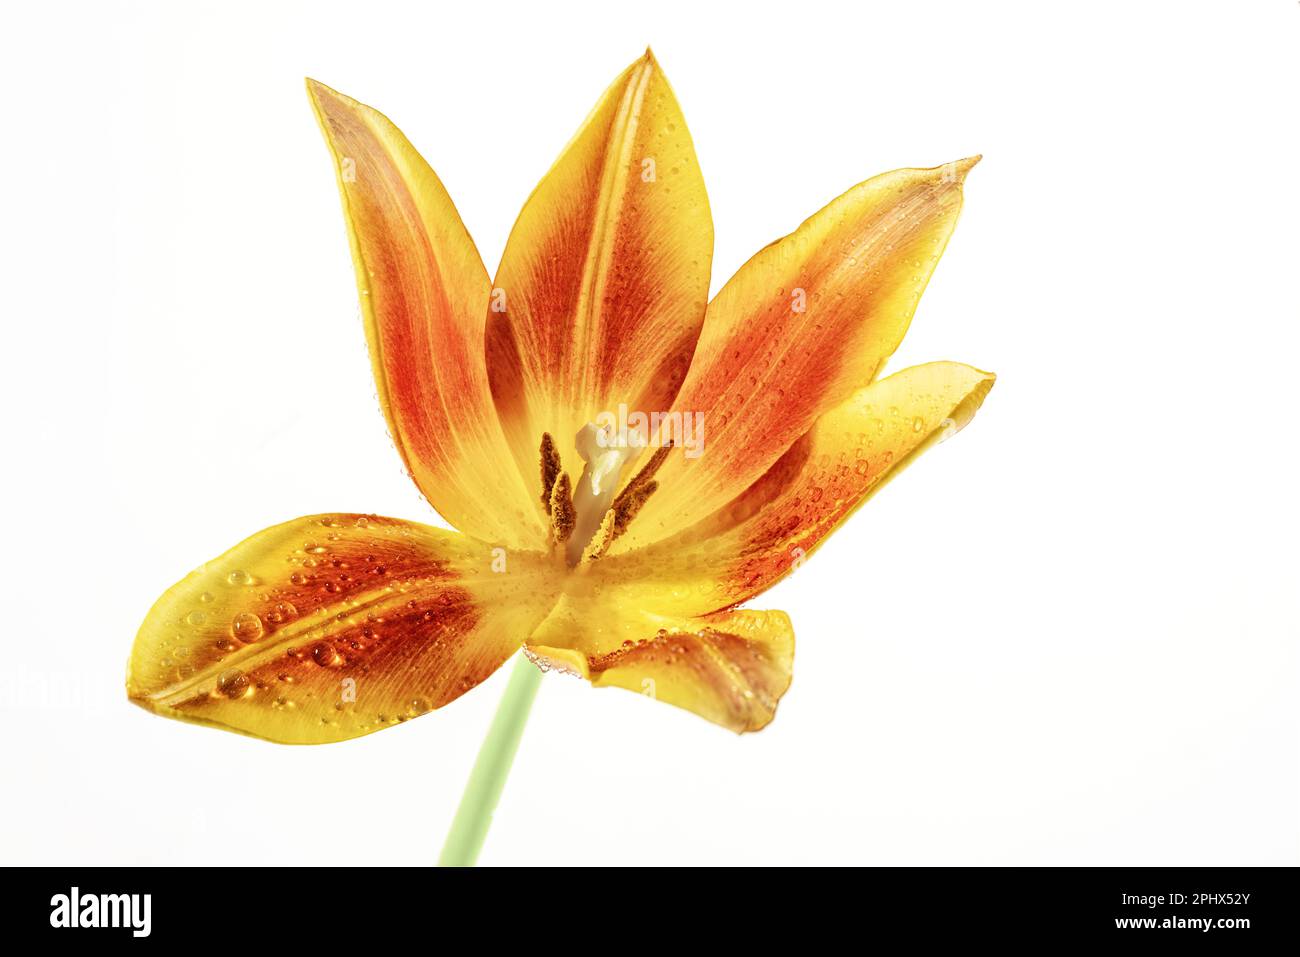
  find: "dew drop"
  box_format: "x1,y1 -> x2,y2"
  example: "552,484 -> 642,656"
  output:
911,416 -> 924,432
230,612 -> 265,643
227,570 -> 251,586
312,642 -> 343,667
216,669 -> 250,698
185,610 -> 207,627
265,600 -> 299,625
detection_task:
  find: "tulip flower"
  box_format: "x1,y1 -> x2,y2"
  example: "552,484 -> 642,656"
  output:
127,50 -> 994,865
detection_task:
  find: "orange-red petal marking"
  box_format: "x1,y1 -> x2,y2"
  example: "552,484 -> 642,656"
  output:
309,81 -> 546,549
527,598 -> 793,733
591,362 -> 995,616
621,159 -> 979,551
485,50 -> 713,478
128,514 -> 561,743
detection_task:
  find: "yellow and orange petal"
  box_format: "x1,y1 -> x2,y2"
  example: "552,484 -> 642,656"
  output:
526,596 -> 793,733
308,81 -> 546,550
485,50 -> 713,481
620,159 -> 979,552
589,362 -> 995,617
127,514 -> 562,743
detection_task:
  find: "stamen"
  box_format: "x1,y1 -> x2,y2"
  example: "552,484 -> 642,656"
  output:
603,439 -> 673,545
612,441 -> 672,510
611,479 -> 658,540
539,433 -> 561,514
549,472 -> 575,543
580,509 -> 618,563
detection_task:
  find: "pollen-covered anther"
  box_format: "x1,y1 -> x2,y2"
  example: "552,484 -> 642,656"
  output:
611,479 -> 658,540
579,509 -> 619,563
606,440 -> 674,542
625,440 -> 674,492
539,432 -> 561,514
550,472 -> 576,544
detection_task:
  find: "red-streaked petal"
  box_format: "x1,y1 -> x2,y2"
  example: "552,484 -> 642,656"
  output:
309,80 -> 546,549
527,598 -> 793,733
621,159 -> 978,551
485,50 -> 713,480
591,362 -> 995,615
128,514 -> 563,743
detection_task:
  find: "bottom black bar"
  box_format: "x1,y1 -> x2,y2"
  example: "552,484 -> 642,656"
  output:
6,866 -> 1296,945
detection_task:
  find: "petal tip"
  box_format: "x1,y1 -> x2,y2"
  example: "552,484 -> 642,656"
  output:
948,366 -> 997,432
948,154 -> 982,182
304,76 -> 330,102
304,78 -> 355,117
628,46 -> 661,81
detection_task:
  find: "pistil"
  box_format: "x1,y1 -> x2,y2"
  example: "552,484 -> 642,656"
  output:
565,423 -> 643,565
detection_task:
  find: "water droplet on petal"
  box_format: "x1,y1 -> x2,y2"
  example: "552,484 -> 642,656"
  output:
230,612 -> 264,643
312,643 -> 343,667
265,601 -> 299,625
216,669 -> 250,698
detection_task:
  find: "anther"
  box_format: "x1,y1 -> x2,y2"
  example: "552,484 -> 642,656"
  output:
580,509 -> 618,563
616,440 -> 672,500
550,472 -> 575,543
539,433 -> 561,514
604,440 -> 673,544
611,479 -> 658,540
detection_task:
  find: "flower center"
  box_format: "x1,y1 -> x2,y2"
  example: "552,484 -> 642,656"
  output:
565,423 -> 641,564
538,425 -> 673,566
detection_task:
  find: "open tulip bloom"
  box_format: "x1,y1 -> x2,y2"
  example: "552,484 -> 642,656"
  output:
127,50 -> 995,864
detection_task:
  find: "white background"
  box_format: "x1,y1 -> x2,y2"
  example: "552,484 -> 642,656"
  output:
2,0 -> 1296,866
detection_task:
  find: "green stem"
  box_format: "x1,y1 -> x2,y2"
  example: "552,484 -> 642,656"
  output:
438,652 -> 542,867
